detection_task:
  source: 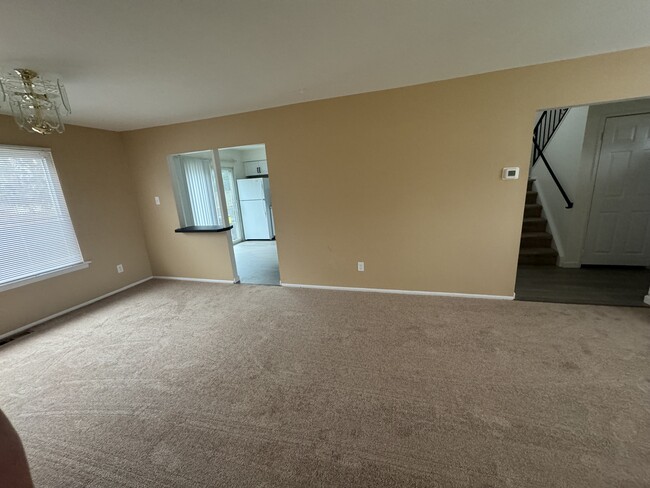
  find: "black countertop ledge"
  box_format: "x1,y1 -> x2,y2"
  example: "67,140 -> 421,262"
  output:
175,225 -> 233,233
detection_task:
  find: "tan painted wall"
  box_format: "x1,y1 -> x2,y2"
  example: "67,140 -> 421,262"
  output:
0,117 -> 152,336
121,47 -> 650,297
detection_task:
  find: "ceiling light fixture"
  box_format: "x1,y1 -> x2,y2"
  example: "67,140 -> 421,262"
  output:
0,68 -> 71,135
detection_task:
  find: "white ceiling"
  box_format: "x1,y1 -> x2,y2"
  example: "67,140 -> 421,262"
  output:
2,0 -> 650,132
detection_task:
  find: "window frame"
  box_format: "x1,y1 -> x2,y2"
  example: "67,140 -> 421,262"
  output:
168,152 -> 226,228
0,145 -> 89,293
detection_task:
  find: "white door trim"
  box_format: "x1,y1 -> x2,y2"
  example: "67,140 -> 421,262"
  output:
211,149 -> 240,283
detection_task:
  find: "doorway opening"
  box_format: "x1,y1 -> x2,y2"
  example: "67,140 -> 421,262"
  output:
218,144 -> 280,286
515,98 -> 650,307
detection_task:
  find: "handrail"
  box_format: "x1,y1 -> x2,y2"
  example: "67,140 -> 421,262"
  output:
532,136 -> 573,209
532,108 -> 569,165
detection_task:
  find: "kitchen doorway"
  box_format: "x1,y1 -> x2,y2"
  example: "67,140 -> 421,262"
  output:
217,144 -> 280,285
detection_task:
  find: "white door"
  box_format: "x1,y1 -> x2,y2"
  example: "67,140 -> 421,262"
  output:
582,113 -> 650,266
240,200 -> 271,239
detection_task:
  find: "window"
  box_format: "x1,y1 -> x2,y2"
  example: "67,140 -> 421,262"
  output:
169,154 -> 224,227
0,146 -> 86,291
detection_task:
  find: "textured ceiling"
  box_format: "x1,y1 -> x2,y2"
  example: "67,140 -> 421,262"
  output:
2,0 -> 650,131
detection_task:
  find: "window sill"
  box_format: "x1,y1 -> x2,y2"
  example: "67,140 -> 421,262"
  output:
175,225 -> 233,233
0,261 -> 91,293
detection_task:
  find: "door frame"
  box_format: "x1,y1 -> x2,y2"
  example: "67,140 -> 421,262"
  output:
214,144 -> 282,285
211,149 -> 240,283
221,166 -> 244,244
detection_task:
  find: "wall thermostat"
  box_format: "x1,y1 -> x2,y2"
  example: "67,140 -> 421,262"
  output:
502,167 -> 520,180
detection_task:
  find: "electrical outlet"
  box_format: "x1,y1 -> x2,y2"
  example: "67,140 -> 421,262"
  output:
116,264 -> 124,273
357,261 -> 365,272
154,196 -> 160,205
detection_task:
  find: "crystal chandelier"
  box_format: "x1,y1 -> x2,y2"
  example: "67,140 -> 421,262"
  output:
0,68 -> 71,135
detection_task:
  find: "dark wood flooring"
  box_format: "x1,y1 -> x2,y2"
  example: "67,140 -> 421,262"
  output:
516,265 -> 650,307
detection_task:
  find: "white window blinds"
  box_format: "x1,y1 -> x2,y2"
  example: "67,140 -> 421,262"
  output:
182,157 -> 222,226
0,146 -> 84,287
169,155 -> 224,228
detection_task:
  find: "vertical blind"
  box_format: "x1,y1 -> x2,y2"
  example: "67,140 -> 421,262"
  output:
176,156 -> 223,227
0,146 -> 84,286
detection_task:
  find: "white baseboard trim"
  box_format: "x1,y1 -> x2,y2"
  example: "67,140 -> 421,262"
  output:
558,259 -> 581,269
0,276 -> 153,342
281,282 -> 514,301
153,276 -> 236,284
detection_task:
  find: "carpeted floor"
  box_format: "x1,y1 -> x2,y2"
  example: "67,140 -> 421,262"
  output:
1,280 -> 649,487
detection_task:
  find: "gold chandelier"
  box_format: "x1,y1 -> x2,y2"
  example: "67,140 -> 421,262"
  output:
0,68 -> 71,135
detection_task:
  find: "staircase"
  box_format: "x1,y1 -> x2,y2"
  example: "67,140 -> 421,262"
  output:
519,179 -> 558,265
518,107 -> 571,266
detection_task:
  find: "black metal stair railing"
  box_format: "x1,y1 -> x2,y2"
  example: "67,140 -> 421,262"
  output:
531,108 -> 574,209
532,108 -> 569,165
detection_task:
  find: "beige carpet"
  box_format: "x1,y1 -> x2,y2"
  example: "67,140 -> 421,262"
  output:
1,280 -> 649,487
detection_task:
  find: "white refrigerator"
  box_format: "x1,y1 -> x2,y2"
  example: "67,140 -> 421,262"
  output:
237,178 -> 274,240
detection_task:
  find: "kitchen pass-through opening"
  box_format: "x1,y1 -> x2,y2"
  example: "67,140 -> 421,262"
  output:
218,144 -> 280,286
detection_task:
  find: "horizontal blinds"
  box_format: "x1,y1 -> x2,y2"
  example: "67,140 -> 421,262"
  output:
0,146 -> 84,286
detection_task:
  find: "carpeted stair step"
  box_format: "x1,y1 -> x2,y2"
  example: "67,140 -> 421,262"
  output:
519,179 -> 557,265
520,231 -> 553,248
518,247 -> 558,265
527,178 -> 536,191
524,203 -> 543,218
522,217 -> 547,233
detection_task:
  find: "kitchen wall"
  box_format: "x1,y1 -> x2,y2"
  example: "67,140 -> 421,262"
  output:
218,146 -> 268,179
121,47 -> 650,298
240,147 -> 267,163
0,116 -> 152,336
218,148 -> 245,180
